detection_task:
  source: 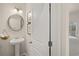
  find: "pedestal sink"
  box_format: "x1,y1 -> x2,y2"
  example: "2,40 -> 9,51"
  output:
10,38 -> 25,56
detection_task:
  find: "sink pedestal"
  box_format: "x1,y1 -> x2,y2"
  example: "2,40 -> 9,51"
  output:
10,38 -> 25,56
15,44 -> 20,56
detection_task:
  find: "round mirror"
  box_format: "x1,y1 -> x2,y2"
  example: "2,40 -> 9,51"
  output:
7,14 -> 24,31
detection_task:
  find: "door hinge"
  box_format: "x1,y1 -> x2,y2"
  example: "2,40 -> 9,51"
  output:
48,41 -> 52,47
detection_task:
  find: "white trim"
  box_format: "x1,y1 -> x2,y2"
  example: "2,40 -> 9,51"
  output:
51,4 -> 70,56
51,4 -> 62,56
61,4 -> 69,56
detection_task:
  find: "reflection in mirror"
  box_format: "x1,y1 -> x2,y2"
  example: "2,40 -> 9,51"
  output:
8,14 -> 24,31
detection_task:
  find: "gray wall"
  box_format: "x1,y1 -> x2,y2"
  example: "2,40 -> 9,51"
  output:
69,11 -> 79,56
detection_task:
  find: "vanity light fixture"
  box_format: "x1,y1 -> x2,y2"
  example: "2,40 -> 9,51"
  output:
13,8 -> 23,13
13,8 -> 17,13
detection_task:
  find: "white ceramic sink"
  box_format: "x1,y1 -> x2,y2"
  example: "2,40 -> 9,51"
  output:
10,38 -> 25,56
10,38 -> 24,45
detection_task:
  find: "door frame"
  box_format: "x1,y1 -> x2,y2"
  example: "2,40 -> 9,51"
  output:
51,3 -> 70,56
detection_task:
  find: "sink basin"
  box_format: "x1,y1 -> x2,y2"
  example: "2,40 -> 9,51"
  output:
10,38 -> 25,56
10,38 -> 24,45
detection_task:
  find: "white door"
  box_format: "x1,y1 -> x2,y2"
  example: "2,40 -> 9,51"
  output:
26,3 -> 49,56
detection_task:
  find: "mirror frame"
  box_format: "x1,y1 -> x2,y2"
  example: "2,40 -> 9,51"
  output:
7,14 -> 24,31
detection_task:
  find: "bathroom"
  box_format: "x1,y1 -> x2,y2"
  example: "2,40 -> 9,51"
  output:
0,3 -> 49,56
0,3 -> 79,56
0,3 -> 27,56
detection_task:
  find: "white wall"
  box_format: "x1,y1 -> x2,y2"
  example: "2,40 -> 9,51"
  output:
0,3 -> 27,56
